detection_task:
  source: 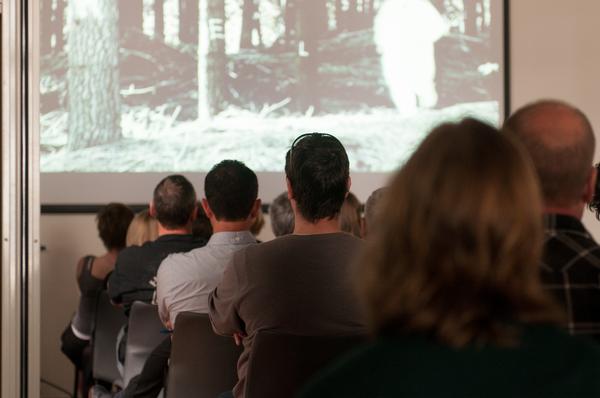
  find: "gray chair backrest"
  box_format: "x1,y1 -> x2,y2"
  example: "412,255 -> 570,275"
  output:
92,290 -> 127,385
123,301 -> 165,386
166,312 -> 242,398
244,331 -> 366,398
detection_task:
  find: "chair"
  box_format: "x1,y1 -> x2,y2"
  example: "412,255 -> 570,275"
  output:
244,331 -> 366,398
92,290 -> 127,386
166,312 -> 242,398
123,301 -> 166,387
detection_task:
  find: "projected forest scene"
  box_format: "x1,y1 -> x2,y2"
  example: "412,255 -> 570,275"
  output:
40,0 -> 504,172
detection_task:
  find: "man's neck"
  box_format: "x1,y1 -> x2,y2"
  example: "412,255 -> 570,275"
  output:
212,220 -> 252,234
544,205 -> 584,220
293,214 -> 341,235
157,224 -> 191,236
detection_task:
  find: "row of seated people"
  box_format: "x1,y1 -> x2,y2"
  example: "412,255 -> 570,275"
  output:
62,98 -> 600,398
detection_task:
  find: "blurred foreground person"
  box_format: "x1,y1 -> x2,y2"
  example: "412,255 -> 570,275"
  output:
300,119 -> 600,397
61,203 -> 134,396
505,100 -> 600,342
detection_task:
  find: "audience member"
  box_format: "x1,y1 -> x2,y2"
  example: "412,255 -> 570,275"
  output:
125,209 -> 158,247
192,202 -> 213,241
504,100 -> 600,341
249,209 -> 265,239
209,133 -> 366,398
362,187 -> 387,236
115,161 -> 260,398
108,175 -> 205,315
300,119 -> 600,397
339,192 -> 362,238
61,203 -> 133,396
269,191 -> 294,237
588,163 -> 600,219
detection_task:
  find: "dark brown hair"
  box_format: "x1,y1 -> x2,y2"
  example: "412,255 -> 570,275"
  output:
97,203 -> 134,250
339,192 -> 362,238
359,118 -> 562,347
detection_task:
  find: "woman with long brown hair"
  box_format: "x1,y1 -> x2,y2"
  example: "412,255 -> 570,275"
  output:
301,119 -> 600,397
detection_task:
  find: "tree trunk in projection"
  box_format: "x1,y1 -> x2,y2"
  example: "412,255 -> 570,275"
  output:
119,0 -> 144,36
489,0 -> 501,64
67,0 -> 121,150
40,0 -> 53,54
54,0 -> 66,51
154,0 -> 165,40
179,0 -> 199,45
198,0 -> 227,124
284,0 -> 299,44
240,0 -> 262,48
464,0 -> 480,36
296,2 -> 325,112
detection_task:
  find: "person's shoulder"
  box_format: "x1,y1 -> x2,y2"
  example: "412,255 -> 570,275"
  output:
160,246 -> 203,270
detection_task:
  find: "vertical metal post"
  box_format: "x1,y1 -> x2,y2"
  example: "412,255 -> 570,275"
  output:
2,0 -> 40,396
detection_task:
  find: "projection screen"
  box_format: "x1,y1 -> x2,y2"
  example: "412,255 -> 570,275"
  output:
40,0 -> 508,205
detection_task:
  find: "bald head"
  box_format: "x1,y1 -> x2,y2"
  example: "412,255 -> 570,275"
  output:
504,100 -> 595,208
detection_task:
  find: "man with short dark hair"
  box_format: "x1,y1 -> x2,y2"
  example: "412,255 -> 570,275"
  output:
504,100 -> 600,341
113,161 -> 261,398
108,174 -> 205,315
209,133 -> 366,398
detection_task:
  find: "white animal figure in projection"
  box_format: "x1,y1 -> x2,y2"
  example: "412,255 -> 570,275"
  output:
374,0 -> 449,116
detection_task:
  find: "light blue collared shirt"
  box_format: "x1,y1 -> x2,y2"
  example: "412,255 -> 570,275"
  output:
155,231 -> 256,326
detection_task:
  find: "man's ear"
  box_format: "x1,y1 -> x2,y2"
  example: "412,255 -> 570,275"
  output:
149,201 -> 157,217
347,176 -> 352,195
190,202 -> 199,222
250,199 -> 262,219
583,166 -> 597,204
201,198 -> 214,219
286,178 -> 294,200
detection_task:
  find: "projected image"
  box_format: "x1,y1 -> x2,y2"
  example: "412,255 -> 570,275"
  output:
40,0 -> 504,172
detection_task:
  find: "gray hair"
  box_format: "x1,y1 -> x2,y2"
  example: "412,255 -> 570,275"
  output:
269,192 -> 295,237
365,187 -> 387,230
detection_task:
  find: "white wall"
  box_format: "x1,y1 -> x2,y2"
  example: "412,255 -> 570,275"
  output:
510,0 -> 600,238
41,0 -> 600,392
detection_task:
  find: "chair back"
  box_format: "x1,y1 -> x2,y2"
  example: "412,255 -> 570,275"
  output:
167,312 -> 242,398
92,290 -> 127,385
245,331 -> 366,398
123,301 -> 165,386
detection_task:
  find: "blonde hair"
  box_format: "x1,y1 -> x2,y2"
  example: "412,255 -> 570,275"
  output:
360,119 -> 562,347
126,209 -> 159,247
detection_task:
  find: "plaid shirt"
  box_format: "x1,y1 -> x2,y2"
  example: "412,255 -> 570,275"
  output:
543,213 -> 600,341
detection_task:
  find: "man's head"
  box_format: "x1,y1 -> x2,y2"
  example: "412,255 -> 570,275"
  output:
269,192 -> 295,237
203,160 -> 260,223
151,175 -> 197,230
97,203 -> 134,251
504,100 -> 596,215
363,187 -> 387,236
285,133 -> 350,223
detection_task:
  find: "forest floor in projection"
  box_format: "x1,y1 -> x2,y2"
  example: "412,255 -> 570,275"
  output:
40,100 -> 498,173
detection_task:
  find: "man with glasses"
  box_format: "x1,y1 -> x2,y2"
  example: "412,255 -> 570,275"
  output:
209,133 -> 366,398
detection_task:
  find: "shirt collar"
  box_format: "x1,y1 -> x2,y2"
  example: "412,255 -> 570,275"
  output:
544,213 -> 590,236
207,231 -> 256,246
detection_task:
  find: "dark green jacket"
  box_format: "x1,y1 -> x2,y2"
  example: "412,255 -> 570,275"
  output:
300,325 -> 600,398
